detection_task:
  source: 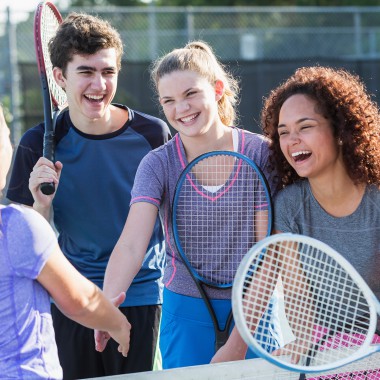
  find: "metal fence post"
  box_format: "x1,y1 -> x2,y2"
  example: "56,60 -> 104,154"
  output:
148,5 -> 158,60
186,6 -> 194,43
7,7 -> 22,145
354,10 -> 362,57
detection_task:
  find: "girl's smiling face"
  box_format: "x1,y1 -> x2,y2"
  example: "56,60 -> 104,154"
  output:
278,94 -> 342,180
158,70 -> 223,139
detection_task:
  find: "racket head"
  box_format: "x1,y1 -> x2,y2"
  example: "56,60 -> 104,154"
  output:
34,1 -> 67,109
172,150 -> 273,288
232,233 -> 378,373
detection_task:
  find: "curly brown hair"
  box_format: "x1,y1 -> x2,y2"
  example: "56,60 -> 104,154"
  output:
261,66 -> 380,190
49,12 -> 124,76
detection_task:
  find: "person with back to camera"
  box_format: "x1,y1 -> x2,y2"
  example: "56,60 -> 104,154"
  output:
6,12 -> 171,379
95,40 -> 284,369
261,66 -> 380,358
0,104 -> 131,379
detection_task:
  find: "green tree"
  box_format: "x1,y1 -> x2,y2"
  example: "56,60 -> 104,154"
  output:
155,0 -> 380,4
70,0 -> 380,5
70,0 -> 147,6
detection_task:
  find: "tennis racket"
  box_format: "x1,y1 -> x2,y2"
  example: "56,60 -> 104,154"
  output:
172,150 -> 273,352
34,1 -> 67,195
232,233 -> 380,373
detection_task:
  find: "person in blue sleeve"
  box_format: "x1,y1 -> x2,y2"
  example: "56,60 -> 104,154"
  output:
0,104 -> 131,379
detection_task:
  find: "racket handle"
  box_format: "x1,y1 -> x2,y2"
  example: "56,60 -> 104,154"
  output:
40,182 -> 55,195
215,336 -> 226,352
41,130 -> 56,195
214,312 -> 233,351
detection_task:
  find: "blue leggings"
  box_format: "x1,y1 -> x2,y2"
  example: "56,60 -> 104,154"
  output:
159,288 -> 280,369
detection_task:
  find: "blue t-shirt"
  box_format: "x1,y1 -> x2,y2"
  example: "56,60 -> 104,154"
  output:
0,204 -> 61,379
7,105 -> 171,307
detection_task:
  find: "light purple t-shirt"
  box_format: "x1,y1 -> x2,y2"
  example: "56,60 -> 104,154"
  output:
0,204 -> 62,379
131,129 -> 276,299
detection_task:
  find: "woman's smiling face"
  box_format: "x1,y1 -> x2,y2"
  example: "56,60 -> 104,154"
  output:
158,69 -> 222,139
278,94 -> 342,180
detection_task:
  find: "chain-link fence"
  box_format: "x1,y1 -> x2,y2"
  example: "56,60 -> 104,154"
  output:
1,5 -> 380,142
10,6 -> 380,63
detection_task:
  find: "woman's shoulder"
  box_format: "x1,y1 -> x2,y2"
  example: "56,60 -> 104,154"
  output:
135,136 -> 180,181
1,204 -> 49,230
275,181 -> 309,202
365,184 -> 380,205
239,128 -> 269,145
237,128 -> 271,165
366,183 -> 380,194
142,135 -> 178,161
2,203 -> 29,218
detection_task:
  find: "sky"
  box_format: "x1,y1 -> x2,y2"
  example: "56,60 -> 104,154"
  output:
0,0 -> 70,23
1,0 -> 44,12
1,0 -> 70,13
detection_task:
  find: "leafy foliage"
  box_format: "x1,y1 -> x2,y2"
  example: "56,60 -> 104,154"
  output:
69,0 -> 380,6
70,0 -> 147,6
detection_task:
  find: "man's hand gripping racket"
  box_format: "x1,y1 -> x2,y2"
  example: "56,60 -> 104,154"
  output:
34,1 -> 67,195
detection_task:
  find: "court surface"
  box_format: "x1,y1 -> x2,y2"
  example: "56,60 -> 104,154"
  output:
88,354 -> 380,380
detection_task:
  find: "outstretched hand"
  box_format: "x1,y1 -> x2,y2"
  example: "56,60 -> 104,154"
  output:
210,327 -> 248,364
94,292 -> 126,353
94,330 -> 111,352
211,343 -> 246,363
271,339 -> 310,365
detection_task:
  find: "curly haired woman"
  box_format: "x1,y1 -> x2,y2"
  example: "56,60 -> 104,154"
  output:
261,66 -> 380,332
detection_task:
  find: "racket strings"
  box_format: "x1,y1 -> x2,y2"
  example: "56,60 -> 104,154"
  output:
307,355 -> 380,379
39,5 -> 67,107
241,240 -> 373,366
175,153 -> 270,286
314,370 -> 379,379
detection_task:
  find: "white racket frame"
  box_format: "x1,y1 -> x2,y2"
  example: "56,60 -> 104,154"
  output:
232,233 -> 380,373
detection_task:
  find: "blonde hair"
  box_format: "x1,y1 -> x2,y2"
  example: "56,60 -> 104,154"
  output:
151,41 -> 240,127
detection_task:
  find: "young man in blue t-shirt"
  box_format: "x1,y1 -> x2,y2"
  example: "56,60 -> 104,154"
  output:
7,12 -> 171,380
